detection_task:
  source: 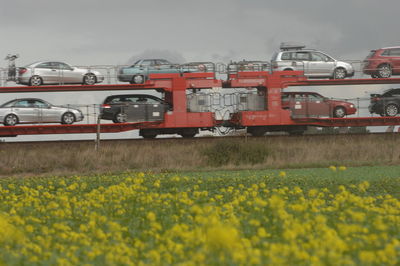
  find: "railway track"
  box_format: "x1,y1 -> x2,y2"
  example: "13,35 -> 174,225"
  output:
2,131 -> 399,146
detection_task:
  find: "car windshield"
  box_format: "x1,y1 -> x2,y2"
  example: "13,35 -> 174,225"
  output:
0,100 -> 16,108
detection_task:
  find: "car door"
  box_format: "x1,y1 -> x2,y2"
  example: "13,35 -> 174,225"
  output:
125,96 -> 145,122
35,62 -> 60,84
154,59 -> 176,74
388,48 -> 400,75
34,99 -> 59,123
56,62 -> 79,84
307,93 -> 330,117
289,93 -> 307,117
293,52 -> 311,75
138,60 -> 153,76
12,99 -> 40,123
309,52 -> 335,77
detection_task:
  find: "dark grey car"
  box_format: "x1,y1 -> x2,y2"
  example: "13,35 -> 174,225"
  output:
369,88 -> 400,116
100,94 -> 169,123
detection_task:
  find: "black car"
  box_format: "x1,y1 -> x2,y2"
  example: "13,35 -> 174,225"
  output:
100,94 -> 170,123
369,88 -> 400,116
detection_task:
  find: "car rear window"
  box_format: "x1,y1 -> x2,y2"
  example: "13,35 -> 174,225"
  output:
366,50 -> 376,58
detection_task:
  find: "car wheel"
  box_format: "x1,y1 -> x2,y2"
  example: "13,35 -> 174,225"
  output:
333,106 -> 346,118
113,112 -> 127,123
333,68 -> 346,79
29,75 -> 43,86
180,129 -> 197,138
131,75 -> 145,84
288,130 -> 305,135
4,114 -> 18,126
61,112 -> 75,124
83,73 -> 97,85
384,103 -> 399,116
248,127 -> 266,137
142,133 -> 157,139
377,64 -> 392,78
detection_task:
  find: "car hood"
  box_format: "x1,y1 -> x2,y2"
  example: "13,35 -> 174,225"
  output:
53,105 -> 81,112
330,99 -> 353,106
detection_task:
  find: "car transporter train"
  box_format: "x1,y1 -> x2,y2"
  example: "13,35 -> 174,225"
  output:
1,65 -> 400,139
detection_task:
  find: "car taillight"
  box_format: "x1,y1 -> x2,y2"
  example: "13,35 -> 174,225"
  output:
102,104 -> 111,109
19,68 -> 27,74
272,62 -> 278,69
371,97 -> 381,102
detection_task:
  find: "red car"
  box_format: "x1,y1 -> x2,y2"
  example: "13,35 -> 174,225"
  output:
282,92 -> 357,118
363,47 -> 400,78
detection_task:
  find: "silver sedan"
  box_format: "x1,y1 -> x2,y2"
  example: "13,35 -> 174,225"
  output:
0,98 -> 84,126
17,61 -> 104,86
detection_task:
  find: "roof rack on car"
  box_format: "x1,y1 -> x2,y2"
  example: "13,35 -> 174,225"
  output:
280,42 -> 306,51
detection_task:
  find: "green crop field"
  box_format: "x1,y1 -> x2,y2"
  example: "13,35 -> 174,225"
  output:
0,166 -> 399,265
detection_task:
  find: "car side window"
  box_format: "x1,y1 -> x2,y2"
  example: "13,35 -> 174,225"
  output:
308,94 -> 323,102
14,100 -> 31,107
36,62 -> 53,69
156,60 -> 170,65
57,63 -> 73,70
33,100 -> 48,108
145,97 -> 162,104
136,97 -> 149,103
109,97 -> 123,104
382,50 -> 391,56
390,49 -> 400,56
311,52 -> 329,62
50,62 -> 62,69
140,60 -> 152,67
294,52 -> 310,61
294,94 -> 305,102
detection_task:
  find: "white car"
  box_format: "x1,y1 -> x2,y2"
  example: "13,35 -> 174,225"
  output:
17,61 -> 104,86
0,98 -> 84,126
271,43 -> 354,79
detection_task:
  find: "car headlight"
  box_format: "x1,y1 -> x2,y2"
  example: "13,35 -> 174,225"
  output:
350,104 -> 354,108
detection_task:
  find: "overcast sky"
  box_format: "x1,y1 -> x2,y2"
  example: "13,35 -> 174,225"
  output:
2,0 -> 399,66
1,0 -> 399,140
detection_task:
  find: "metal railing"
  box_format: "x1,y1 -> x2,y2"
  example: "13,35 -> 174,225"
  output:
2,59 -> 400,87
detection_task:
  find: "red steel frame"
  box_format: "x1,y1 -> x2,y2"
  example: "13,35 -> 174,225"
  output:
0,73 -> 221,136
1,70 -> 400,137
228,70 -> 400,128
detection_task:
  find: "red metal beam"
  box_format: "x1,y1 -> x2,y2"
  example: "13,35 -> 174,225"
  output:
292,117 -> 400,127
285,77 -> 400,87
0,83 -> 155,93
0,122 -> 161,136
